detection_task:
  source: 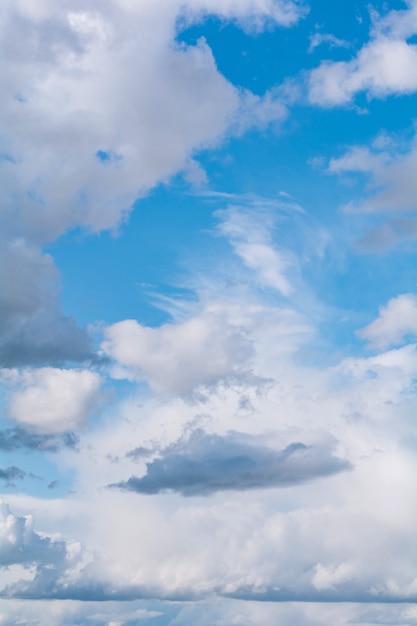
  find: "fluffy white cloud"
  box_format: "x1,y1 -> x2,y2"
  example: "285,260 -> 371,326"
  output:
309,2 -> 417,106
356,294 -> 417,350
9,368 -> 101,433
1,0 -> 302,243
102,309 -> 253,395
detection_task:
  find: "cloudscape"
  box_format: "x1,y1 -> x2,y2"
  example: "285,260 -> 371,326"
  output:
0,1 -> 416,624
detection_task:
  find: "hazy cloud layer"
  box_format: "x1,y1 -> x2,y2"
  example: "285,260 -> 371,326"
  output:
113,430 -> 351,496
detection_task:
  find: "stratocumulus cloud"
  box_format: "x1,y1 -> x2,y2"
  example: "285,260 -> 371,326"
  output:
112,430 -> 352,496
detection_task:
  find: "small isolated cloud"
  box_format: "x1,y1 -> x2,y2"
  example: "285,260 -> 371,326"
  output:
308,32 -> 350,53
308,3 -> 417,106
111,429 -> 351,496
0,467 -> 25,484
9,368 -> 101,434
102,312 -> 252,395
356,294 -> 417,350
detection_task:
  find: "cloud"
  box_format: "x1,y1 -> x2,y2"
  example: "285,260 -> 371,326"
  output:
0,427 -> 79,452
9,368 -> 102,433
216,206 -> 294,295
355,217 -> 417,253
308,2 -> 417,106
0,502 -> 68,568
0,239 -> 93,368
111,429 -> 351,496
308,32 -> 350,54
325,133 -> 417,251
1,0 -> 303,244
0,0 -> 303,370
328,142 -> 417,215
0,467 -> 25,484
356,294 -> 417,350
102,311 -> 253,395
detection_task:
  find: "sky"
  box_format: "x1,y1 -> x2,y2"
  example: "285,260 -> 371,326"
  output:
0,0 -> 417,624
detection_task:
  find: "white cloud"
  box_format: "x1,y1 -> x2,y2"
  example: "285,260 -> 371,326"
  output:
308,32 -> 350,53
1,330 -> 416,606
308,2 -> 417,106
356,294 -> 417,350
0,0 -> 303,368
9,368 -> 101,433
328,141 -> 417,215
1,0 -> 303,244
102,310 -> 253,395
216,206 -> 294,295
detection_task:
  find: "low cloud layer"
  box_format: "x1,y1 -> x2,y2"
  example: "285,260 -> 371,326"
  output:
113,430 -> 351,496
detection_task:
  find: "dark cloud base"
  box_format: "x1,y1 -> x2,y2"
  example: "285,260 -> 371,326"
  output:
111,429 -> 352,496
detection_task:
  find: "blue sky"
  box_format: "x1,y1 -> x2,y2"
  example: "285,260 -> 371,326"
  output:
1,1 -> 417,624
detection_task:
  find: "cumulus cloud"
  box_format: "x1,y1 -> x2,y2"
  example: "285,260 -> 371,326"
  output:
308,2 -> 417,106
1,0 -> 302,243
0,501 -> 68,569
9,368 -> 101,433
102,311 -> 253,395
356,294 -> 417,350
112,429 -> 351,496
0,0 -> 302,369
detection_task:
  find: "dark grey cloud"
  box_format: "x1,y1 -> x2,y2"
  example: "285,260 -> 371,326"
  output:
111,429 -> 351,496
0,309 -> 94,368
0,427 -> 79,452
0,466 -> 25,483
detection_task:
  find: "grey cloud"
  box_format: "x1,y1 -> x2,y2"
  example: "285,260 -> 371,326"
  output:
0,466 -> 25,483
355,217 -> 417,253
112,429 -> 351,496
0,427 -> 79,452
126,446 -> 156,460
0,309 -> 94,368
0,240 -> 94,368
